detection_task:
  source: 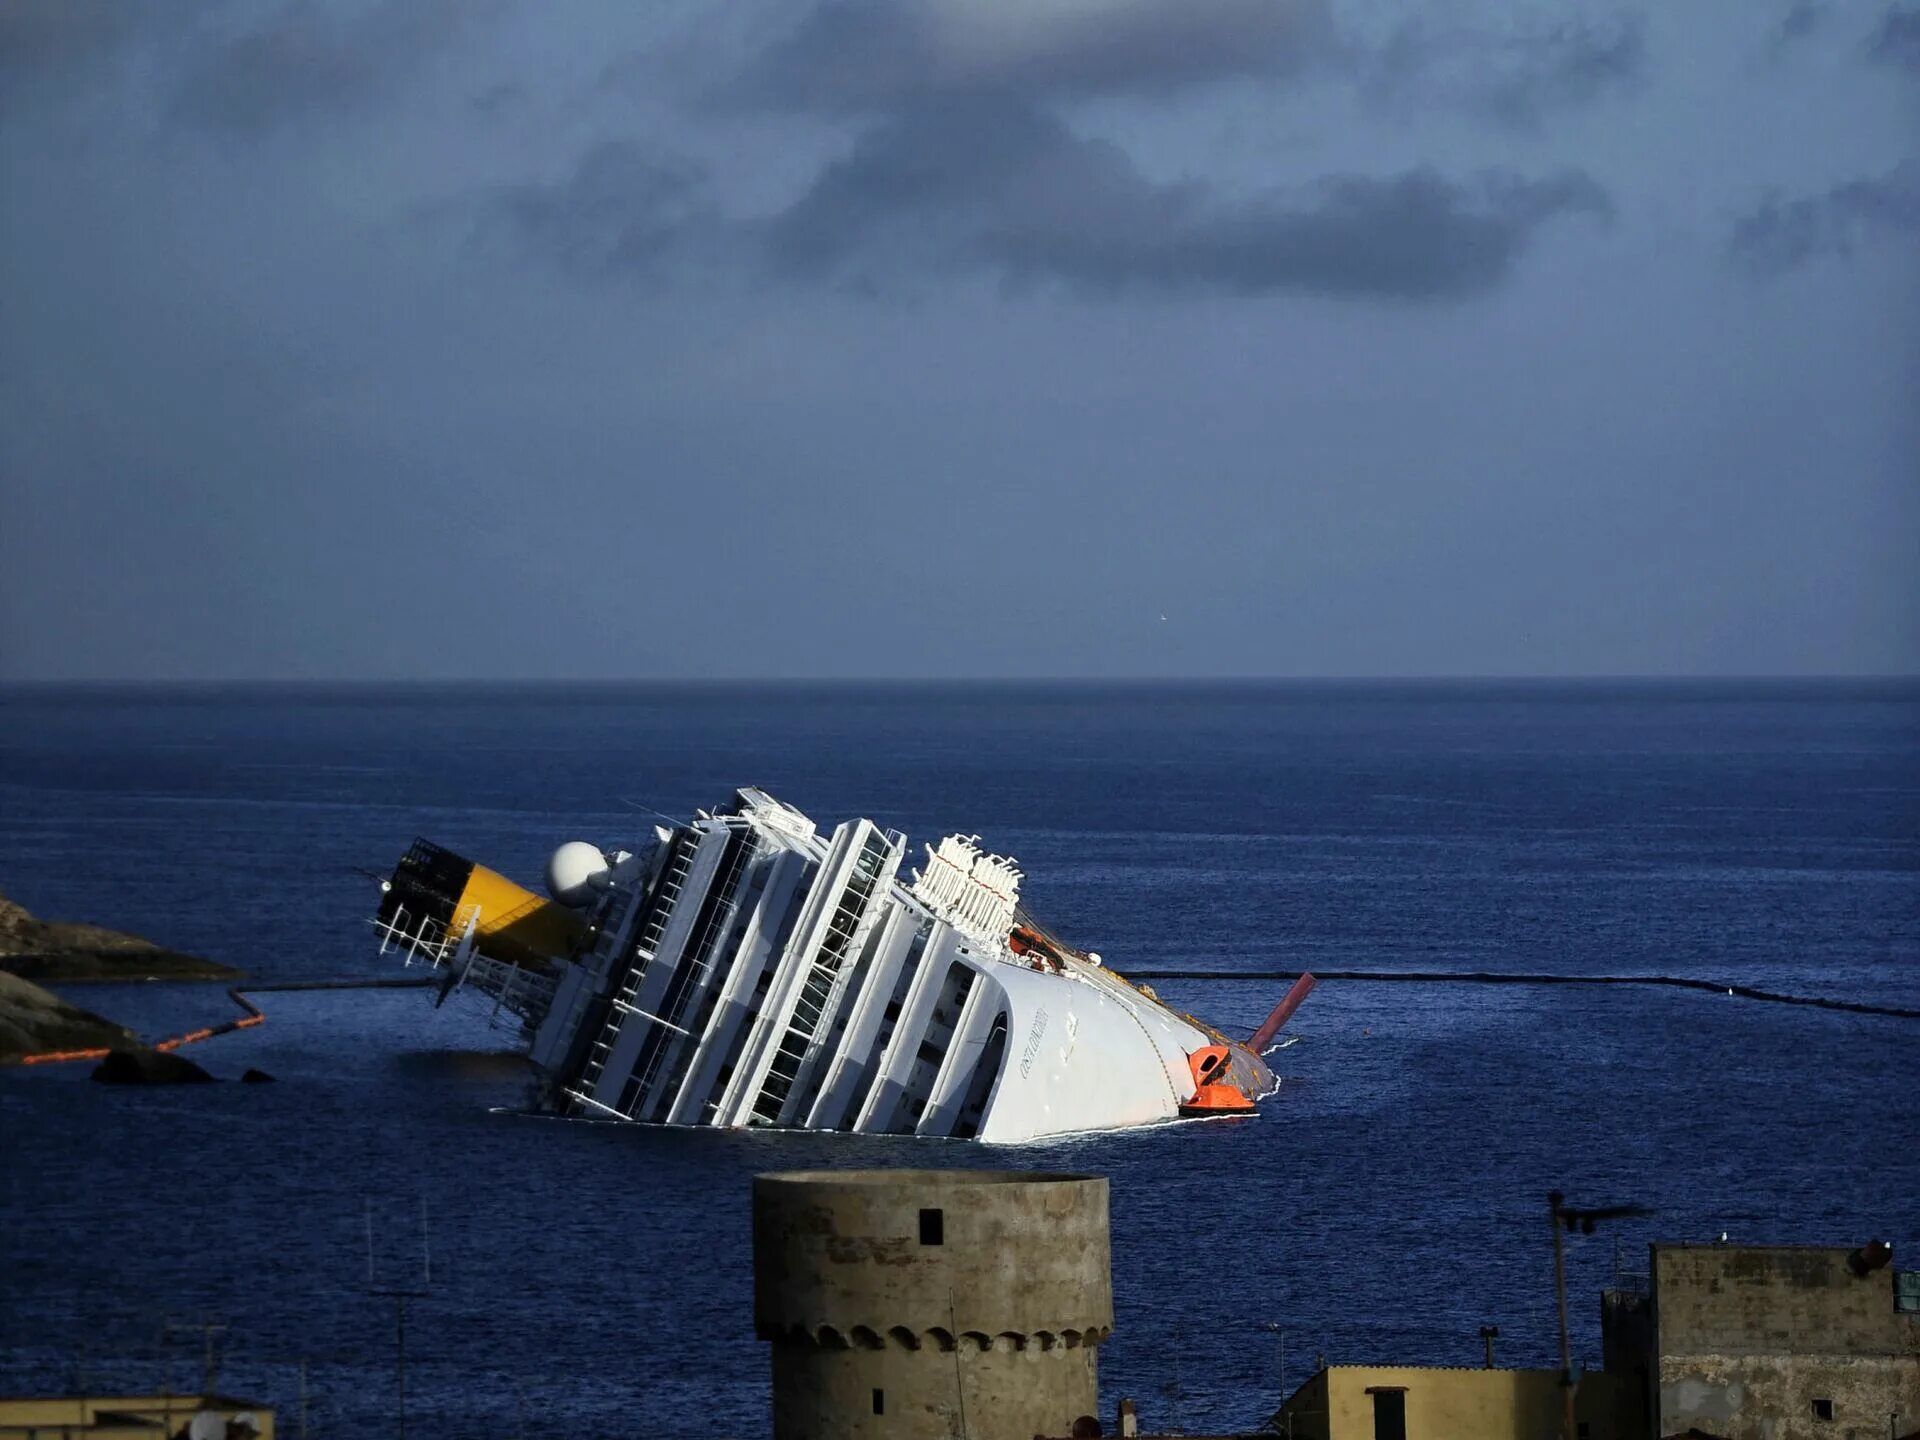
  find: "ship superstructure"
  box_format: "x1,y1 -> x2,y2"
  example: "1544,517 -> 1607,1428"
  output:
372,787 -> 1307,1143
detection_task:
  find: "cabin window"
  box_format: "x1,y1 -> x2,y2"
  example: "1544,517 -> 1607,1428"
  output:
872,1389 -> 885,1415
1367,1387 -> 1406,1440
919,1208 -> 944,1246
1812,1398 -> 1834,1421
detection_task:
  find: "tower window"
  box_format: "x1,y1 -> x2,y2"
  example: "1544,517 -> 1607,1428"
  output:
919,1208 -> 944,1245
872,1389 -> 885,1415
1812,1398 -> 1834,1421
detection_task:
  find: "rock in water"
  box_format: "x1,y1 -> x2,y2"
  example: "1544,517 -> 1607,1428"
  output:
239,1067 -> 276,1083
91,1048 -> 216,1084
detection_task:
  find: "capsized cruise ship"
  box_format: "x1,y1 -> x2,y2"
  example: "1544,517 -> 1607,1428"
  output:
370,787 -> 1311,1143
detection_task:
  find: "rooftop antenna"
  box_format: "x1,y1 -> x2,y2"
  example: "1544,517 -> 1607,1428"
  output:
1547,1191 -> 1653,1440
67,1328 -> 90,1397
253,1346 -> 360,1440
366,1197 -> 432,1440
1162,1330 -> 1185,1435
1263,1322 -> 1292,1437
158,1312 -> 174,1439
163,1315 -> 229,1397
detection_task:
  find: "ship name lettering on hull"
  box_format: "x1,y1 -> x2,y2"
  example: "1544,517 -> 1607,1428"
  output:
1019,1007 -> 1050,1079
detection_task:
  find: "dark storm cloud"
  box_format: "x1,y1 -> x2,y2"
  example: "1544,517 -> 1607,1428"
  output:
171,0 -> 476,132
1365,13 -> 1648,130
1868,5 -> 1920,71
1729,161 -> 1920,273
1775,3 -> 1828,46
737,0 -> 1646,131
730,0 -> 1336,112
764,102 -> 1610,300
477,140 -> 719,281
687,3 -> 1620,303
477,100 -> 1606,301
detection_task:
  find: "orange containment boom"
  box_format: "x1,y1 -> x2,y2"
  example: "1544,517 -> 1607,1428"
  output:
18,1046 -> 113,1066
15,988 -> 265,1066
1248,972 -> 1316,1053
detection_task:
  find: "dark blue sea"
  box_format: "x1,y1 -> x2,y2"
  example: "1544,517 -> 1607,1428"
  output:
2,681 -> 1916,1437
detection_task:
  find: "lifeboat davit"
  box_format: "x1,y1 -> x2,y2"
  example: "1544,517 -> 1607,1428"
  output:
1178,1045 -> 1257,1117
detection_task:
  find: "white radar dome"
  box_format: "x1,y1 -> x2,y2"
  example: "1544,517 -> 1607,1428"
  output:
545,841 -> 610,906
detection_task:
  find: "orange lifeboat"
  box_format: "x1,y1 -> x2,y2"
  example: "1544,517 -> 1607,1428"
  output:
1178,1045 -> 1256,1117
1007,924 -> 1065,972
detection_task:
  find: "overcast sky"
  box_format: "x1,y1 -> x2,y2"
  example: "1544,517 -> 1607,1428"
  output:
1,0 -> 1915,680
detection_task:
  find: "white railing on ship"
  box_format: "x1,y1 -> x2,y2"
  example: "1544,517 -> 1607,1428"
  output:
373,903 -> 477,972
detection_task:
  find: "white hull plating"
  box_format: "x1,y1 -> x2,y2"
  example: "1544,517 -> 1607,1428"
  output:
375,788 -> 1275,1143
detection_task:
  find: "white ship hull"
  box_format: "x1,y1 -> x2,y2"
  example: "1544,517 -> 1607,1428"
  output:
374,788 -> 1286,1143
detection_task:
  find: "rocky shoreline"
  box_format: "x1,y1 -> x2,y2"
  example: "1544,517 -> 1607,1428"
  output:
1,890 -> 241,983
0,889 -> 239,1063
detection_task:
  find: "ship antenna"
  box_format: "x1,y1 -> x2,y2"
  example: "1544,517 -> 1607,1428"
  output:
618,796 -> 686,826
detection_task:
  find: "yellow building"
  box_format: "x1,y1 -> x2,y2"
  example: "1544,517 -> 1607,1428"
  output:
1271,1363 -> 1638,1440
0,1396 -> 273,1440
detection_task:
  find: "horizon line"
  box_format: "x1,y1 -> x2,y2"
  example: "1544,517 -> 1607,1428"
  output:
2,673 -> 1917,689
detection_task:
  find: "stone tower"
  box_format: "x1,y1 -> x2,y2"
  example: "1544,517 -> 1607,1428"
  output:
753,1169 -> 1113,1440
